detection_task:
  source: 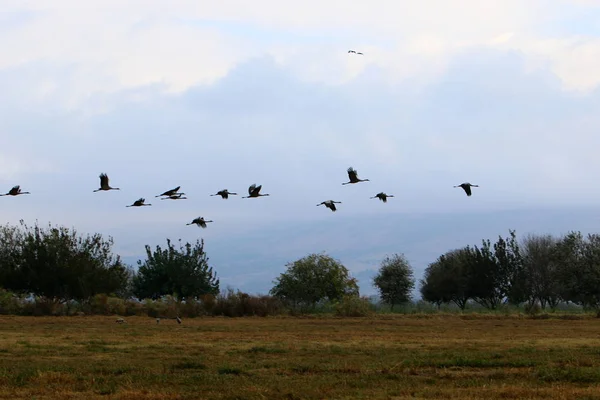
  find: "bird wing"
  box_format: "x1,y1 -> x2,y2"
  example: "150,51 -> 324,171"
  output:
100,173 -> 108,188
248,184 -> 257,196
463,185 -> 472,196
11,185 -> 20,193
223,192 -> 229,199
347,167 -> 358,181
252,185 -> 262,196
331,203 -> 337,211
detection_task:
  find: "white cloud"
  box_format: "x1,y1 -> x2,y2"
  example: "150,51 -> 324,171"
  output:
3,0 -> 600,107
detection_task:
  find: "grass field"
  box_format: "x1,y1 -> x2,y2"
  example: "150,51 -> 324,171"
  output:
1,315 -> 600,399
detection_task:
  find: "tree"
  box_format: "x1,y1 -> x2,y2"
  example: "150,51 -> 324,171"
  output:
554,232 -> 600,311
373,253 -> 415,310
466,230 -> 523,309
132,239 -> 219,300
420,248 -> 471,309
520,233 -> 560,309
270,253 -> 358,310
0,220 -> 128,303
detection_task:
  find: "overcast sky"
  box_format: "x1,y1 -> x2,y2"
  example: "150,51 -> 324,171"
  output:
2,1 -> 600,296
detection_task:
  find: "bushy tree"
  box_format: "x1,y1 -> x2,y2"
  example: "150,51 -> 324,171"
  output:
554,232 -> 600,310
520,233 -> 560,309
270,253 -> 358,310
373,253 -> 415,310
132,238 -> 219,300
0,220 -> 128,303
420,248 -> 471,309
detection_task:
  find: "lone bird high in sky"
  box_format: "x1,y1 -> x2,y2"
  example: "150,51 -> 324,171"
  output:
187,217 -> 213,228
156,186 -> 182,198
371,192 -> 394,203
126,198 -> 151,207
211,189 -> 237,199
317,200 -> 342,212
0,185 -> 30,197
454,183 -> 479,197
343,167 -> 370,185
242,184 -> 270,198
93,173 -> 120,192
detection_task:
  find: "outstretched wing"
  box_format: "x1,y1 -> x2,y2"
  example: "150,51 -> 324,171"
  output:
248,184 -> 257,196
462,185 -> 472,196
99,173 -> 108,188
347,167 -> 358,182
330,202 -> 337,211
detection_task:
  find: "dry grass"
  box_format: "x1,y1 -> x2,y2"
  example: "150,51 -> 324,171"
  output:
1,314 -> 600,399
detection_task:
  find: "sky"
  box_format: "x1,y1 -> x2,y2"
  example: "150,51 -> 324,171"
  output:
2,0 -> 600,297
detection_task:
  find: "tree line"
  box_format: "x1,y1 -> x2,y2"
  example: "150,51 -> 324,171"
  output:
0,220 -> 598,317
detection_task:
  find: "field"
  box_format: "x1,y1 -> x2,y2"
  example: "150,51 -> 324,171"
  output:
1,315 -> 600,399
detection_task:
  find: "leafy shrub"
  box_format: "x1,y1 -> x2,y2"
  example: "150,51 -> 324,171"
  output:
333,295 -> 374,317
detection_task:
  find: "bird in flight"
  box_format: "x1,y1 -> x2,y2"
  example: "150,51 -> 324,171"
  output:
371,192 -> 394,203
348,50 -> 364,55
454,183 -> 479,196
242,184 -> 270,198
0,185 -> 30,197
126,198 -> 151,207
186,217 -> 213,228
211,189 -> 237,199
156,186 -> 182,198
160,193 -> 187,200
93,173 -> 120,192
343,167 -> 370,185
317,200 -> 342,212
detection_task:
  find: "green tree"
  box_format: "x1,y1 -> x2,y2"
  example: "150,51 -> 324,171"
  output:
520,233 -> 560,309
132,238 -> 219,300
554,232 -> 600,311
270,253 -> 358,311
0,220 -> 128,304
421,248 -> 471,309
372,253 -> 415,310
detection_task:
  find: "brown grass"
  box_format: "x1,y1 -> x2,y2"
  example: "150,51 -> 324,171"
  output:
1,314 -> 600,399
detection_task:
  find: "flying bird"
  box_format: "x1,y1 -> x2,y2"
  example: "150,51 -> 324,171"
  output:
317,200 -> 342,212
342,167 -> 370,185
371,192 -> 394,203
211,189 -> 237,199
454,183 -> 479,197
93,173 -> 120,192
160,193 -> 187,200
126,198 -> 152,207
186,217 -> 213,228
156,186 -> 181,197
0,185 -> 30,197
242,184 -> 270,198
356,52 -> 364,55
348,50 -> 356,53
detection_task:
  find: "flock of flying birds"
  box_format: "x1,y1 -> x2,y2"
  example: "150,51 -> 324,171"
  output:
0,168 -> 479,228
0,49 -> 480,228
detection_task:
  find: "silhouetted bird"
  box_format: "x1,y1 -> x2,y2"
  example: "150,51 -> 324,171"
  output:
186,217 -> 213,228
371,192 -> 394,203
211,189 -> 237,199
348,50 -> 356,53
161,193 -> 187,200
126,198 -> 151,207
0,185 -> 30,196
454,183 -> 479,197
356,52 -> 364,55
93,173 -> 120,192
342,167 -> 370,185
317,200 -> 342,212
156,186 -> 181,197
242,184 -> 270,198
